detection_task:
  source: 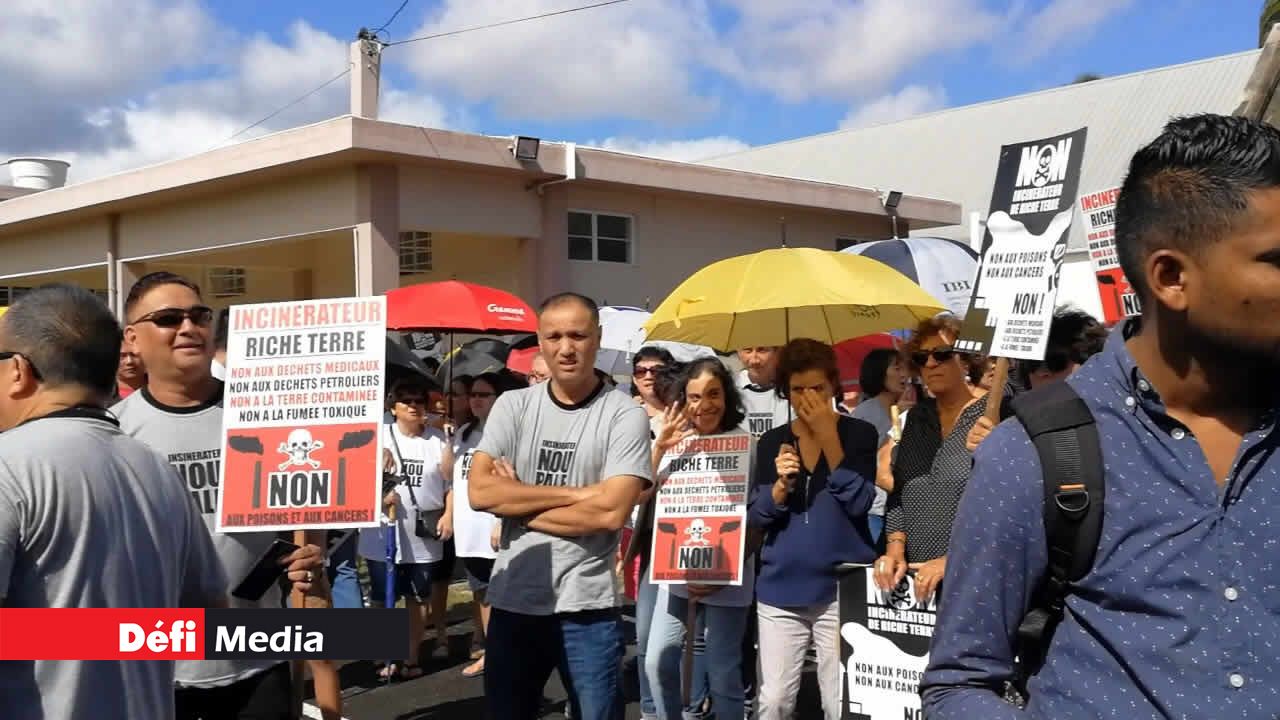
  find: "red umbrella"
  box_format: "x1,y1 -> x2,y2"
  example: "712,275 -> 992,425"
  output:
835,333 -> 898,393
385,280 -> 537,333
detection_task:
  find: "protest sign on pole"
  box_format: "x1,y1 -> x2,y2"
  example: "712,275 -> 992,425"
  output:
957,128 -> 1088,360
216,296 -> 387,533
649,428 -> 751,585
838,564 -> 938,720
1078,186 -> 1140,323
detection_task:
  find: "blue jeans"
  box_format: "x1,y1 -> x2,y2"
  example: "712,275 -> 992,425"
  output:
486,607 -> 624,720
646,588 -> 749,720
867,514 -> 885,547
327,534 -> 363,609
635,574 -> 659,718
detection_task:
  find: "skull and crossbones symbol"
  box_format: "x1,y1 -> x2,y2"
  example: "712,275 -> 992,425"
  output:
683,519 -> 712,546
1032,145 -> 1057,187
278,429 -> 324,471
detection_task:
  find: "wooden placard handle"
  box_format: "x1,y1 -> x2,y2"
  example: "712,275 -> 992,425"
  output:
984,357 -> 1010,422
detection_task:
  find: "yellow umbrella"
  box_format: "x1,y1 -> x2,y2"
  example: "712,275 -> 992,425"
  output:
643,247 -> 945,351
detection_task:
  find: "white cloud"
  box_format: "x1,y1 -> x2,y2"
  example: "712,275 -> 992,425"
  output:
839,85 -> 948,130
589,136 -> 751,162
396,0 -> 718,122
4,17 -> 456,183
713,0 -> 1004,102
1011,0 -> 1138,63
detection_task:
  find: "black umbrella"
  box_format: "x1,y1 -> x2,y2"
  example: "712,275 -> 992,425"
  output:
386,337 -> 440,389
434,338 -> 511,386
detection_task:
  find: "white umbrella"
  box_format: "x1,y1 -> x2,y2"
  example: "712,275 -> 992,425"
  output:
597,306 -> 713,375
841,237 -> 979,318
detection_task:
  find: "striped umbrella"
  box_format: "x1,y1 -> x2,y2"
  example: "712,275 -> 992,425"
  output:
841,237 -> 979,318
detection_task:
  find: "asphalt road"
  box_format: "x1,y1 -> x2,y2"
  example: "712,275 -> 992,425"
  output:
305,603 -> 823,720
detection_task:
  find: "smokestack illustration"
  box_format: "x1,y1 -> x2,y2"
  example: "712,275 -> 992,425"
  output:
657,521 -> 678,571
336,430 -> 377,505
716,520 -> 741,571
228,435 -> 265,509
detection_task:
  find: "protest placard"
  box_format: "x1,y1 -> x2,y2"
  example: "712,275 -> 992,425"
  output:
216,296 -> 387,533
649,428 -> 751,585
838,564 -> 938,720
1078,186 -> 1141,323
957,128 -> 1088,360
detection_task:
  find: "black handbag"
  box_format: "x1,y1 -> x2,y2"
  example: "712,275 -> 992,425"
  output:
386,428 -> 443,541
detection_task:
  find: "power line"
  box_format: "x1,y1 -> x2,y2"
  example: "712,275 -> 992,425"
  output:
215,67 -> 352,148
372,0 -> 411,37
386,0 -> 630,46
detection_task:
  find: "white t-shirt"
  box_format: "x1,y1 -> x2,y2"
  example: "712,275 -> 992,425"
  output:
736,370 -> 790,438
451,424 -> 498,560
358,424 -> 448,564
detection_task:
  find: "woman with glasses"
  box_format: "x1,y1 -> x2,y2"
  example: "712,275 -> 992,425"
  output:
447,371 -> 511,678
621,346 -> 679,720
872,314 -> 988,605
850,348 -> 913,546
358,377 -> 452,680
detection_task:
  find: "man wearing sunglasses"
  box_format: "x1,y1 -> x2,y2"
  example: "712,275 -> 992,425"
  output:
112,272 -> 327,720
0,284 -> 228,720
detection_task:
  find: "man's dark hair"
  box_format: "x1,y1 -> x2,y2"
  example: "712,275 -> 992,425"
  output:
539,292 -> 600,326
858,348 -> 900,398
634,346 -> 676,371
1115,114 -> 1280,299
673,357 -> 746,433
124,271 -> 202,319
2,284 -> 122,397
1047,308 -> 1108,363
213,307 -> 230,352
775,338 -> 841,399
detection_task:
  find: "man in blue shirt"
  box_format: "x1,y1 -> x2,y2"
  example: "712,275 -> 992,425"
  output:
922,114 -> 1280,719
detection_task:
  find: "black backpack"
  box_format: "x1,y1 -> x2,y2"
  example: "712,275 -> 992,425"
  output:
1008,380 -> 1104,696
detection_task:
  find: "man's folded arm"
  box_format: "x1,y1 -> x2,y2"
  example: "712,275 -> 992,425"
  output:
526,474 -> 646,537
467,451 -> 583,517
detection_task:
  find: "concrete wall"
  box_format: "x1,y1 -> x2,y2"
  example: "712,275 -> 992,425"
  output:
0,218 -> 111,278
117,168 -> 358,260
397,232 -> 526,297
561,186 -> 890,307
399,166 -> 542,238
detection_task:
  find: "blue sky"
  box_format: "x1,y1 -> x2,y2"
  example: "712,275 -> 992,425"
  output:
0,0 -> 1265,180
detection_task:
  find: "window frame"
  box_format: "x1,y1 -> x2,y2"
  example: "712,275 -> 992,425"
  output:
206,267 -> 247,298
398,231 -> 434,275
567,210 -> 635,265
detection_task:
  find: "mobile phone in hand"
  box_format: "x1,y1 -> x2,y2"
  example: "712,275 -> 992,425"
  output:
231,539 -> 300,602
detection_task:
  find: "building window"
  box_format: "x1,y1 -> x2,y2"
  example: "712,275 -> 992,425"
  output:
568,211 -> 632,263
399,231 -> 433,274
207,267 -> 247,298
0,286 -> 31,306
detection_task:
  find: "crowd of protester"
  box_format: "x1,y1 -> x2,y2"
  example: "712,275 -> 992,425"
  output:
2,113 -> 1279,720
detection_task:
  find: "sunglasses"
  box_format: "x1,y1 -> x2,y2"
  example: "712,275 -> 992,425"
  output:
0,351 -> 41,380
910,348 -> 957,367
633,366 -> 665,378
133,305 -> 214,329
396,397 -> 427,406
470,391 -> 496,399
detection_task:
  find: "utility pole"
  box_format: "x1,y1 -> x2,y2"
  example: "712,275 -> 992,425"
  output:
350,29 -> 383,119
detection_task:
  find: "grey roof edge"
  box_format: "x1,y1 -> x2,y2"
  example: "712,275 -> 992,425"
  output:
702,49 -> 1263,163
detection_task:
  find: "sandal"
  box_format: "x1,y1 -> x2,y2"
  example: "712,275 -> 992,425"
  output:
462,657 -> 485,678
470,647 -> 486,661
396,663 -> 425,681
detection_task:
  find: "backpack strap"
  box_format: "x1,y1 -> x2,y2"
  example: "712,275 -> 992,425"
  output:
1010,380 -> 1104,679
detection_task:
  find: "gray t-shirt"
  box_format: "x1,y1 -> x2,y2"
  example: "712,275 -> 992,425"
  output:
0,411 -> 226,720
477,379 -> 652,615
113,386 -> 284,688
850,398 -> 892,517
